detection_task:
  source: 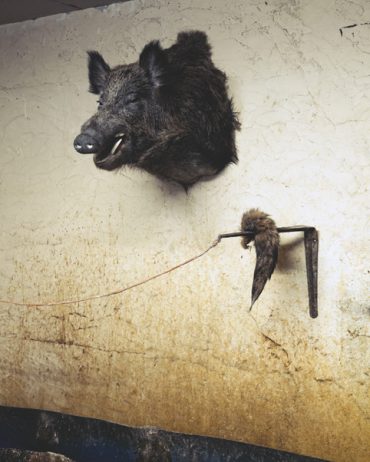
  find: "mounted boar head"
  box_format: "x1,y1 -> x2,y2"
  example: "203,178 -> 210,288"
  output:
74,31 -> 240,189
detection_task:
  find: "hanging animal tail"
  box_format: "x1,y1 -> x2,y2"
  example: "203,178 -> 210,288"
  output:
241,209 -> 280,308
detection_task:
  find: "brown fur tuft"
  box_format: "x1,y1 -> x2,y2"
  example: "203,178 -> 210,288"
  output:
241,209 -> 279,308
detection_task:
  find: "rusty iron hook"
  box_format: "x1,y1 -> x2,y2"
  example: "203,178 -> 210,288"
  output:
218,226 -> 319,318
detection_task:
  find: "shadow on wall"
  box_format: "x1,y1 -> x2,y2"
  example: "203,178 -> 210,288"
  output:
277,237 -> 304,272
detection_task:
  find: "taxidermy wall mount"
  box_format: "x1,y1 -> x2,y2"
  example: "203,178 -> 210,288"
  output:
73,31 -> 240,189
219,209 -> 319,318
0,209 -> 318,317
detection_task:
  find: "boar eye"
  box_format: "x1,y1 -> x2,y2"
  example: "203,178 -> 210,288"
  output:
126,93 -> 139,104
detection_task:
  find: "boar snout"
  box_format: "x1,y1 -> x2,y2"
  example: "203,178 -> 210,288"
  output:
73,132 -> 100,154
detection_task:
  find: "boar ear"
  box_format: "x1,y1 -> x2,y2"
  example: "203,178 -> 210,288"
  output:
139,41 -> 168,88
87,51 -> 110,94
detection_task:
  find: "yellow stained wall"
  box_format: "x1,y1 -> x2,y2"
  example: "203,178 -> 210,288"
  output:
0,1 -> 369,461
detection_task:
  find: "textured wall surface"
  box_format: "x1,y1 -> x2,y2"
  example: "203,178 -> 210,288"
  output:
0,1 -> 369,461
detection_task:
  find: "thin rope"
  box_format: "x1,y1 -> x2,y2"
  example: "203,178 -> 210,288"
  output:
0,237 -> 221,308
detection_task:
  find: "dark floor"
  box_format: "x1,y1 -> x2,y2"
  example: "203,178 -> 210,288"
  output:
0,406 -> 328,462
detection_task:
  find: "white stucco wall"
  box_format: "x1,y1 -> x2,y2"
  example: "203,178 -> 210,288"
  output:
0,1 -> 369,460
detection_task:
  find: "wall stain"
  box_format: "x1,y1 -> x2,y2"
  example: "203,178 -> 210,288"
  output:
1,2 -> 370,462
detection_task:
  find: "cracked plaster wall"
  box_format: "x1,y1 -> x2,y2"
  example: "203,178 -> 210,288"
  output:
0,1 -> 369,461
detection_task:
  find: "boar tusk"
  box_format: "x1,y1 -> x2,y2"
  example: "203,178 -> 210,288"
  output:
111,137 -> 124,155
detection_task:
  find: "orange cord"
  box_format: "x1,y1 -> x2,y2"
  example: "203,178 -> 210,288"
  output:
0,238 -> 221,308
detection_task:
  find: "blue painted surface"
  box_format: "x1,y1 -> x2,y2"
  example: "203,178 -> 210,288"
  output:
0,406 -> 328,462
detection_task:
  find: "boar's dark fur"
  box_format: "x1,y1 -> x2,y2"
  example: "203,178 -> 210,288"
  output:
74,31 -> 240,188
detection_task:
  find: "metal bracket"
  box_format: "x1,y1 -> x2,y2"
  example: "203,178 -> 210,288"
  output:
219,226 -> 319,318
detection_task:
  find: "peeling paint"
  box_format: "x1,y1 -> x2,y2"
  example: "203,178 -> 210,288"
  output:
0,1 -> 369,462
